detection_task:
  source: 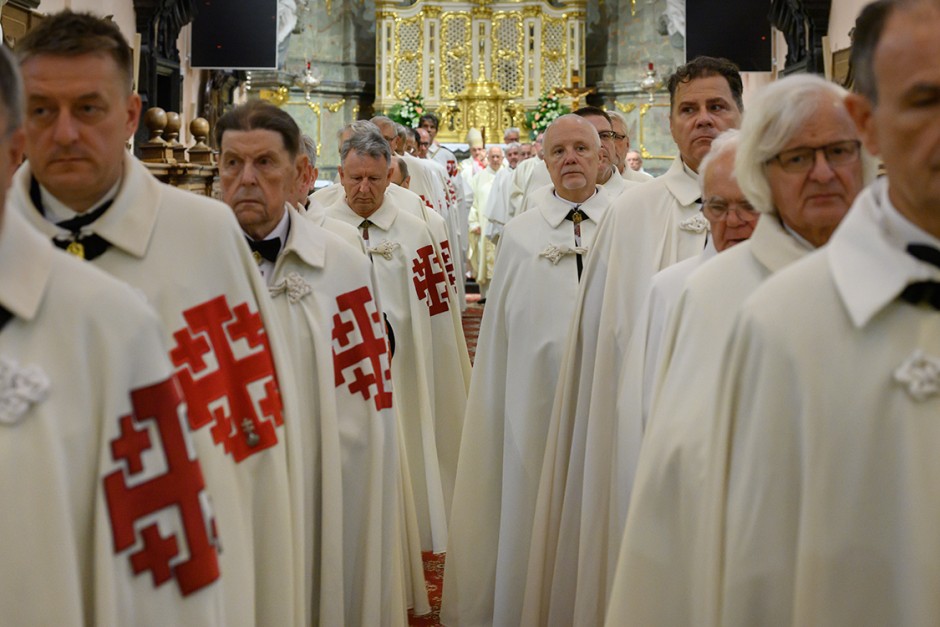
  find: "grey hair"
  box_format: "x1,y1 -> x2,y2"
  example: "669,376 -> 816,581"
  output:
506,142 -> 522,151
392,155 -> 409,181
337,120 -> 379,141
396,123 -> 408,144
606,109 -> 629,132
735,74 -> 878,214
0,45 -> 23,133
544,113 -> 602,150
301,134 -> 317,169
370,115 -> 395,132
503,126 -> 520,139
698,129 -> 740,192
341,128 -> 392,165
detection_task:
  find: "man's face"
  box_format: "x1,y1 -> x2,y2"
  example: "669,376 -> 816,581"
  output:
339,149 -> 392,218
416,128 -> 431,158
219,128 -> 302,240
626,150 -> 643,171
520,143 -> 534,160
506,146 -> 521,169
582,114 -> 615,175
21,52 -> 141,213
702,149 -> 758,252
486,147 -> 503,171
847,2 -> 940,232
295,158 -> 318,205
419,118 -> 438,141
504,129 -> 520,144
610,117 -> 630,171
543,117 -> 600,202
470,145 -> 486,162
404,133 -> 417,155
766,97 -> 864,248
669,74 -> 743,172
0,113 -> 25,217
375,121 -> 402,154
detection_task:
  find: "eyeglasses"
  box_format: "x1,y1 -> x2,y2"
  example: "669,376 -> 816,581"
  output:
611,132 -> 627,141
598,131 -> 617,140
418,141 -> 431,147
768,140 -> 861,173
702,199 -> 759,222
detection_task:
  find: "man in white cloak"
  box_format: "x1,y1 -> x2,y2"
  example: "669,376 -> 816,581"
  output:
0,44 -> 224,626
520,56 -> 744,627
11,14 -> 305,626
714,2 -> 940,623
326,130 -> 469,558
217,101 -> 409,626
441,115 -> 611,627
607,109 -> 654,182
608,75 -> 874,623
468,145 -> 503,300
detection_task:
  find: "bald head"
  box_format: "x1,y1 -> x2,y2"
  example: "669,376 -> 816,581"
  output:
543,114 -> 601,202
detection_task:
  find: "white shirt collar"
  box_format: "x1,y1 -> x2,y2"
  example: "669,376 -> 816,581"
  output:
246,206 -> 291,286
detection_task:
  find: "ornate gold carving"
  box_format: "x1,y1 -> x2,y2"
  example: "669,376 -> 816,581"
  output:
259,87 -> 289,107
326,99 -> 346,113
441,12 -> 472,99
615,101 -> 637,114
492,12 -> 524,98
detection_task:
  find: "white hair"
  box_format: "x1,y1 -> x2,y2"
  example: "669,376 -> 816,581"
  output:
698,129 -> 740,192
735,74 -> 878,214
606,109 -> 628,133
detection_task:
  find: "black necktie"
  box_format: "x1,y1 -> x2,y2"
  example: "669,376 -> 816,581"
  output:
31,177 -> 113,261
565,206 -> 589,281
900,243 -> 940,310
245,237 -> 281,264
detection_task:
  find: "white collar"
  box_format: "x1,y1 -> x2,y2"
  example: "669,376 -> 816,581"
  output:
829,177 -> 940,328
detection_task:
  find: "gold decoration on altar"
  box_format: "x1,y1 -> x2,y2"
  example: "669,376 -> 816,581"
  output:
614,102 -> 637,114
376,0 -> 587,143
638,102 -> 674,161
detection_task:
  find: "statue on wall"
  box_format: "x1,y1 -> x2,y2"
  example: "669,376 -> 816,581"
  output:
277,0 -> 298,70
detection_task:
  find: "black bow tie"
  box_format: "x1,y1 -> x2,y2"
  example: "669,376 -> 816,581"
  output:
246,237 -> 281,263
900,243 -> 940,310
31,177 -> 114,261
565,206 -> 590,224
0,305 -> 12,335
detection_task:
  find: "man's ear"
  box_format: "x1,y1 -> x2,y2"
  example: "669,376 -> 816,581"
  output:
845,93 -> 880,157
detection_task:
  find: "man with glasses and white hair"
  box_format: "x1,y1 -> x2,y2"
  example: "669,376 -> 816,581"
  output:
606,72 -> 874,627
712,0 -> 940,623
607,109 -> 654,182
0,42 -> 224,626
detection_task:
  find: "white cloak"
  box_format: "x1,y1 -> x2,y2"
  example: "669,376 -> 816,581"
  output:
510,158 -> 550,216
12,155 -> 305,627
265,208 -> 407,626
0,209 -> 224,625
521,156 -> 704,626
468,166 -> 500,285
441,186 -> 611,627
482,166 -> 516,241
326,194 -> 469,553
718,179 -> 940,626
302,196 -> 363,250
607,214 -> 807,627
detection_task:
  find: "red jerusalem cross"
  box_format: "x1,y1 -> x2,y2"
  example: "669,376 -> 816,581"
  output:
170,295 -> 283,462
439,239 -> 456,287
332,286 -> 393,411
104,377 -> 220,595
412,244 -> 451,316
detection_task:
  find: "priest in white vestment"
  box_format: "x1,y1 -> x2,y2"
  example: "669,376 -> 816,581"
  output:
608,74 -> 874,627
520,57 -> 745,627
12,15 -> 305,625
468,146 -> 503,299
441,115 -> 611,627
716,4 -> 940,623
216,101 -> 408,626
326,129 -> 469,558
573,106 -> 641,198
0,48 -> 223,624
608,109 -> 654,182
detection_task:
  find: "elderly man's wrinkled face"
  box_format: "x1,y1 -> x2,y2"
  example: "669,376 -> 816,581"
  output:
375,120 -> 402,154
339,149 -> 392,218
847,2 -> 940,233
544,116 -> 600,202
670,74 -> 743,172
610,117 -> 630,171
404,133 -> 417,155
766,96 -> 864,248
701,148 -> 758,252
390,157 -> 409,188
21,52 -> 141,213
626,150 -> 643,171
581,114 -> 616,176
220,128 -> 303,240
416,128 -> 431,158
471,145 -> 486,163
504,129 -> 520,144
487,147 -> 503,171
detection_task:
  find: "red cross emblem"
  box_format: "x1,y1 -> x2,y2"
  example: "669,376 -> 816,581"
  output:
412,244 -> 451,316
170,295 -> 283,463
439,239 -> 456,287
419,194 -> 436,212
103,377 -> 220,595
446,160 -> 458,178
332,286 -> 393,411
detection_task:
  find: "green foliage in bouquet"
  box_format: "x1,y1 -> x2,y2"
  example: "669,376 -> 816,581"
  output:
388,91 -> 427,128
525,90 -> 570,136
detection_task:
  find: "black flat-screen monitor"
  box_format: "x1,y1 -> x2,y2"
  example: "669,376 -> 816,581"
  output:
191,0 -> 278,70
686,0 -> 773,72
